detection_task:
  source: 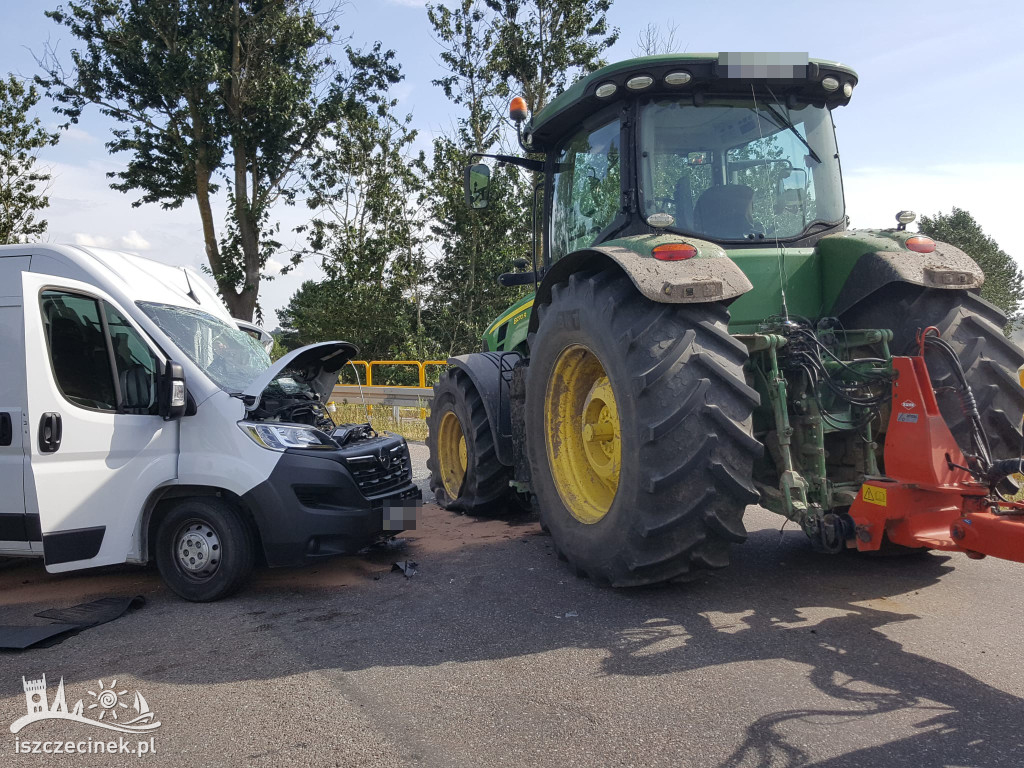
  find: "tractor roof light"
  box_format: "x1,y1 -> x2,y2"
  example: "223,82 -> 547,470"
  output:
665,71 -> 692,86
509,96 -> 528,123
653,243 -> 698,261
822,76 -> 840,92
905,236 -> 936,254
843,82 -> 853,98
626,75 -> 654,91
595,82 -> 617,98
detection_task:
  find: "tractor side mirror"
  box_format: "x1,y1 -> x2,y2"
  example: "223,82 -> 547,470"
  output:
513,257 -> 529,271
159,360 -> 188,421
464,163 -> 491,210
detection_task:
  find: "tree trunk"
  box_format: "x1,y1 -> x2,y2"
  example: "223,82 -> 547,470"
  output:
224,0 -> 261,322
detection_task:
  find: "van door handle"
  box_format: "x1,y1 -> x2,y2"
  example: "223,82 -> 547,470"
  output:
38,412 -> 62,454
0,412 -> 11,446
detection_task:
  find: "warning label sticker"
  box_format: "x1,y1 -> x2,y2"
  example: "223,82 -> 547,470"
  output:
897,413 -> 919,423
862,484 -> 888,507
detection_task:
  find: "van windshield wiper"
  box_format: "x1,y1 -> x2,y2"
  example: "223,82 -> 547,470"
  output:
759,103 -> 822,165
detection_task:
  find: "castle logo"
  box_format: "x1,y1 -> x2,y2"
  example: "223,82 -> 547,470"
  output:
11,674 -> 162,735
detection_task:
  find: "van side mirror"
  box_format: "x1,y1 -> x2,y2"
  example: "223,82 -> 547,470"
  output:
159,361 -> 188,421
464,163 -> 491,209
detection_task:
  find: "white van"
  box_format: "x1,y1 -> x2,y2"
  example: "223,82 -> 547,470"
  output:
0,244 -> 420,601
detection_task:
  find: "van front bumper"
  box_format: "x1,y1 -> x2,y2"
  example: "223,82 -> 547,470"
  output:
241,450 -> 421,568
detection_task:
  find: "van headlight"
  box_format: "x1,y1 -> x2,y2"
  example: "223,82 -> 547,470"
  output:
238,421 -> 335,451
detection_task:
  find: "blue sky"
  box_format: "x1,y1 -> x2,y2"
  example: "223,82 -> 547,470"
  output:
2,0 -> 1022,326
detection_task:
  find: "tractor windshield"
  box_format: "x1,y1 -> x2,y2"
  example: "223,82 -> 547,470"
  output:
639,98 -> 844,241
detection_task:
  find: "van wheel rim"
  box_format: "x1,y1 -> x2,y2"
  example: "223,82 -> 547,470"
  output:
174,520 -> 222,581
545,344 -> 621,524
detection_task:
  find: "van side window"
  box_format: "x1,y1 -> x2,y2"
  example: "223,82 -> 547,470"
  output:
40,291 -> 160,415
103,304 -> 160,415
41,292 -> 118,411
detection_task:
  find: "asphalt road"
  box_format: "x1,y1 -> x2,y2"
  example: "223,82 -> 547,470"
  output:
2,443 -> 1023,767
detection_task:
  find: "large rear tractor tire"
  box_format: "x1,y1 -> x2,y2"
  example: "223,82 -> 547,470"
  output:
427,368 -> 514,514
843,286 -> 1024,460
525,269 -> 762,586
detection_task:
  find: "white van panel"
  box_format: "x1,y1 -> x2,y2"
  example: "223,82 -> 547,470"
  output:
0,256 -> 31,297
177,389 -> 280,496
0,296 -> 30,550
22,272 -> 180,571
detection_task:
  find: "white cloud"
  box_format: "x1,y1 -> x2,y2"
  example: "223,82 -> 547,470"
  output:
265,257 -> 285,275
119,230 -> 151,250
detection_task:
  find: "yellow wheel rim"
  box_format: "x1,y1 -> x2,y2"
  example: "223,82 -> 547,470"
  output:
544,344 -> 621,524
438,410 -> 468,499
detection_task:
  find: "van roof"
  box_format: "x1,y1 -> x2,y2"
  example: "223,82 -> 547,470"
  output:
0,243 -> 232,322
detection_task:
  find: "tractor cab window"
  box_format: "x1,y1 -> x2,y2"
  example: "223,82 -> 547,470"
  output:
639,98 -> 844,241
550,118 -> 622,261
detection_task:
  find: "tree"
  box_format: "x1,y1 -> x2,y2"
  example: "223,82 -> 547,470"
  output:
484,0 -> 619,115
632,21 -> 681,57
40,1 -> 398,321
0,74 -> 59,244
423,2 -> 526,354
919,208 -> 1024,329
280,57 -> 428,361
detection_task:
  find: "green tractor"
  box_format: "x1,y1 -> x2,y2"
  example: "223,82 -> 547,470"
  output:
426,52 -> 1024,585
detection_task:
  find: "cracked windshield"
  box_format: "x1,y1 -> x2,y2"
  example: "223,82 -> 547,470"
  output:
640,98 -> 844,240
137,302 -> 271,392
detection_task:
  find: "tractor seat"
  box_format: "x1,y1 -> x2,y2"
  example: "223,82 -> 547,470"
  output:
693,184 -> 755,239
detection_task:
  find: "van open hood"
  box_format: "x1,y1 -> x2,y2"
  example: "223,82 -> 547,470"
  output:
241,341 -> 358,411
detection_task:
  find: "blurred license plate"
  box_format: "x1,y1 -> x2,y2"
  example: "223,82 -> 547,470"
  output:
718,52 -> 809,78
383,499 -> 421,531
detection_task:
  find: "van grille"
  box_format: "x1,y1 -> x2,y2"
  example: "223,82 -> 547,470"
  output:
345,445 -> 412,497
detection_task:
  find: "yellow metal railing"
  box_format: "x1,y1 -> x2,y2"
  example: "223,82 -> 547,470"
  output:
333,359 -> 448,421
346,359 -> 448,388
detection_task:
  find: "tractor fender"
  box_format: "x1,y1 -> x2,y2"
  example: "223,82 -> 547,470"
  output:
446,351 -> 522,467
829,241 -> 984,317
529,244 -> 753,334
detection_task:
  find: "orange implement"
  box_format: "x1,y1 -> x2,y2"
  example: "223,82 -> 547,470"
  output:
848,355 -> 1024,563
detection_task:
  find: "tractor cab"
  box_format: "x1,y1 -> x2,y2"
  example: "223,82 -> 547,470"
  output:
471,53 -> 856,256
471,53 -> 860,352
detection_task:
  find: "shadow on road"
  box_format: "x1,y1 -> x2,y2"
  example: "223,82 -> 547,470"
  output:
1,512 -> 1021,766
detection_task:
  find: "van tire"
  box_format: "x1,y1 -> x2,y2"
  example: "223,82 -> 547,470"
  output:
155,498 -> 255,602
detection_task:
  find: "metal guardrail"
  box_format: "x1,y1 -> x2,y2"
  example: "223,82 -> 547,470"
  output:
330,359 -> 447,418
331,385 -> 434,408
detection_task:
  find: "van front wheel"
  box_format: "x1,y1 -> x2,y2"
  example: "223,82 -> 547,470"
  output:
155,498 -> 255,602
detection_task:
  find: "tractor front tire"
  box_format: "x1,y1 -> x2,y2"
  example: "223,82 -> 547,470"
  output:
525,269 -> 761,586
844,286 -> 1024,460
427,368 -> 514,514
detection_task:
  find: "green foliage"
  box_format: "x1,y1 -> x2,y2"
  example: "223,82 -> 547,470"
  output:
425,136 -> 532,354
418,0 -> 618,356
0,75 -> 59,244
918,208 -> 1024,329
279,64 -> 430,362
265,0 -> 623,356
484,0 -> 619,114
40,1 -> 397,321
